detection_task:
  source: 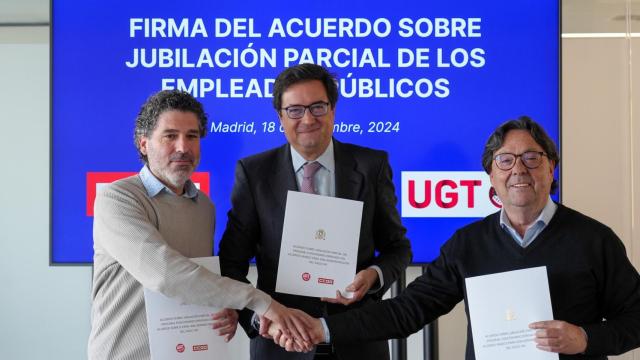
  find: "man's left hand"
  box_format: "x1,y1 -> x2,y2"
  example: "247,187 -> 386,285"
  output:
321,268 -> 378,305
529,320 -> 587,354
212,308 -> 239,342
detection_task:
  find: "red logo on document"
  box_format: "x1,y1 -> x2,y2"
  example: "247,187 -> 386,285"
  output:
302,272 -> 311,281
318,277 -> 334,285
176,344 -> 185,353
193,344 -> 208,352
488,187 -> 503,208
86,172 -> 211,216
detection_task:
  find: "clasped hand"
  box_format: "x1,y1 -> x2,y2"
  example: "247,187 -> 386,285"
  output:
259,270 -> 378,351
258,301 -> 326,352
264,309 -> 324,352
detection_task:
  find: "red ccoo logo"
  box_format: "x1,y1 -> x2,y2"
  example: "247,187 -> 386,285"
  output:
193,344 -> 208,352
318,278 -> 334,285
302,272 -> 311,281
176,344 -> 185,353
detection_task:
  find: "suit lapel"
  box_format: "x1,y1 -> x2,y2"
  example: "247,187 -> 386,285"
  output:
334,139 -> 364,200
268,144 -> 298,212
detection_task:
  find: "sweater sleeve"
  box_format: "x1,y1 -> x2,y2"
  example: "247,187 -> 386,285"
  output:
218,160 -> 264,337
582,228 -> 640,356
93,181 -> 272,315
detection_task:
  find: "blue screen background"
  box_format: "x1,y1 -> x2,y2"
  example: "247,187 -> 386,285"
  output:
52,0 -> 560,263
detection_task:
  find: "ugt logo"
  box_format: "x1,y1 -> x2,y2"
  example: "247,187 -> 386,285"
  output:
401,171 -> 500,218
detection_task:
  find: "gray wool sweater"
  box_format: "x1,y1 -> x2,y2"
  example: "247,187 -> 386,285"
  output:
88,174 -> 271,360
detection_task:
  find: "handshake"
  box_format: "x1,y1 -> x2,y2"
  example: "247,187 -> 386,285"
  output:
260,301 -> 325,352
213,268 -> 381,350
211,300 -> 324,351
252,268 -> 382,351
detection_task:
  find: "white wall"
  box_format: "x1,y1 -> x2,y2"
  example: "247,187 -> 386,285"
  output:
561,35 -> 640,360
0,27 -> 93,359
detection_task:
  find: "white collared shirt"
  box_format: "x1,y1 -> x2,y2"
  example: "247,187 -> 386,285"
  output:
290,139 -> 335,196
139,165 -> 198,199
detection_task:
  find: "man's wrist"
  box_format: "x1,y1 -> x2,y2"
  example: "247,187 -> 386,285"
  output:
367,265 -> 383,294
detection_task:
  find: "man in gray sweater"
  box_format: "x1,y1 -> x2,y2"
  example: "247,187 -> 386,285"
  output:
88,90 -> 312,360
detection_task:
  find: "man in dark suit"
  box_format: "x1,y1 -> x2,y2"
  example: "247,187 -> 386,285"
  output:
218,63 -> 412,360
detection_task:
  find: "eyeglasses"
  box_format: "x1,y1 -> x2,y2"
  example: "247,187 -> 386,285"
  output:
493,151 -> 548,170
281,102 -> 330,119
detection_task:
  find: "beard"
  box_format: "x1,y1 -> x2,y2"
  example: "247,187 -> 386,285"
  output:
149,152 -> 199,194
162,166 -> 192,190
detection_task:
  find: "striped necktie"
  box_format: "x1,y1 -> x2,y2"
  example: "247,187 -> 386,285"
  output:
301,161 -> 322,194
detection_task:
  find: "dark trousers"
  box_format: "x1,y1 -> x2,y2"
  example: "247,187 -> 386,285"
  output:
249,336 -> 387,360
249,337 -> 339,359
314,343 -> 338,360
250,336 -> 315,360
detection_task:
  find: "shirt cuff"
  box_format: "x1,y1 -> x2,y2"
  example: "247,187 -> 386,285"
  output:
251,313 -> 260,331
367,265 -> 384,294
320,318 -> 331,343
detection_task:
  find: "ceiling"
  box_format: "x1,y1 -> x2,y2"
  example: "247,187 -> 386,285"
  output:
0,0 -> 639,34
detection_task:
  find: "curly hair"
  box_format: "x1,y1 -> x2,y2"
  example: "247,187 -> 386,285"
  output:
133,90 -> 208,163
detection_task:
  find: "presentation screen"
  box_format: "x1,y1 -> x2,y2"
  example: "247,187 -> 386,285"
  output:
52,0 -> 560,264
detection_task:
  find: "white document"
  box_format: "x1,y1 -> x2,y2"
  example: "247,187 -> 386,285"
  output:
144,257 -> 229,360
276,191 -> 363,298
465,266 -> 558,360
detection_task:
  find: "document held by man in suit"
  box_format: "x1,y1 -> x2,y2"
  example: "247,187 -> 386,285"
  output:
465,266 -> 557,360
275,191 -> 363,298
144,257 -> 230,360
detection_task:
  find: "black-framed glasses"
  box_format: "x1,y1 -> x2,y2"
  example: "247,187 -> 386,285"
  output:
494,151 -> 548,170
281,102 -> 330,119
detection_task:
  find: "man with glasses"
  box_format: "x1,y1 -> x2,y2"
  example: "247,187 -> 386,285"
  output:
279,116 -> 640,359
218,63 -> 412,360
